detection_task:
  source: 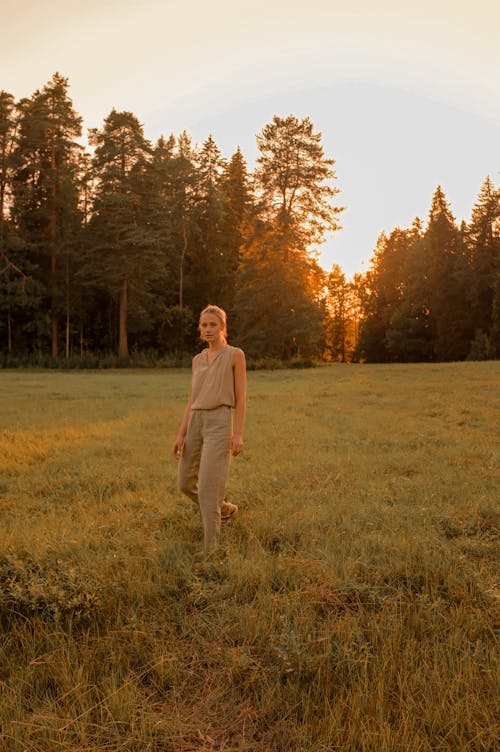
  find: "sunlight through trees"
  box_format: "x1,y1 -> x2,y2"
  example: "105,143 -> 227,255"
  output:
0,74 -> 498,363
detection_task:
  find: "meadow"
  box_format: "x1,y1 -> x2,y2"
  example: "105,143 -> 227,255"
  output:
0,362 -> 498,752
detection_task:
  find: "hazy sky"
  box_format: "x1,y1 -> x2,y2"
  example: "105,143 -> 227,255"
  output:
2,0 -> 499,277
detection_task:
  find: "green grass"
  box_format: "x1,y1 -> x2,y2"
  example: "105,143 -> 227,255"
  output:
0,363 -> 498,751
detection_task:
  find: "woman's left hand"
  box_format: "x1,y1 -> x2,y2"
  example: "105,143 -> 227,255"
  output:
230,433 -> 244,456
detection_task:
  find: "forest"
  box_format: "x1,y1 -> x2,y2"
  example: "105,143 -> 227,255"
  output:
0,73 -> 498,365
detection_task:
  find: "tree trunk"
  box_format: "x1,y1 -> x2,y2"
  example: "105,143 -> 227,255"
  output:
65,258 -> 70,358
7,306 -> 12,353
179,214 -> 187,308
65,310 -> 70,359
118,278 -> 128,358
51,250 -> 58,358
50,134 -> 58,358
50,276 -> 59,358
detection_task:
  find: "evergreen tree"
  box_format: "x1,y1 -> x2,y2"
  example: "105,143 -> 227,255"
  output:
422,186 -> 470,360
187,134 -> 227,313
0,91 -> 17,261
218,147 -> 253,319
11,73 -> 82,356
159,132 -> 198,312
234,220 -> 325,359
357,187 -> 486,363
384,298 -> 435,361
465,176 -> 500,350
235,114 -> 341,358
356,230 -> 408,362
85,110 -> 164,357
325,264 -> 358,362
356,220 -> 439,363
490,272 -> 500,356
143,134 -> 178,350
0,91 -> 20,352
384,222 -> 437,362
255,114 -> 343,255
0,90 -> 42,356
145,132 -> 199,351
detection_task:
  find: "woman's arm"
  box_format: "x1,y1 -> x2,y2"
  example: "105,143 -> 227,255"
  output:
230,348 -> 247,456
172,395 -> 192,459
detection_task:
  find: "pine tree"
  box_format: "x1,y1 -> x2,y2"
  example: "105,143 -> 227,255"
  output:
0,91 -> 17,256
234,220 -> 325,359
187,135 -> 227,313
11,73 -> 82,357
356,230 -> 411,362
465,176 -> 500,350
218,147 -> 253,318
422,186 -> 470,360
255,114 -> 343,256
144,132 -> 200,351
235,114 -> 341,358
490,272 -> 500,356
160,132 -> 198,312
384,223 -> 438,362
0,91 -> 21,352
325,264 -> 360,362
85,110 -> 164,358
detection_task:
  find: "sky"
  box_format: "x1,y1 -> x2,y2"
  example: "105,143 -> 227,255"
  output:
2,0 -> 499,278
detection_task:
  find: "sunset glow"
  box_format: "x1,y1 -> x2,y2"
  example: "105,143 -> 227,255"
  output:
2,0 -> 499,277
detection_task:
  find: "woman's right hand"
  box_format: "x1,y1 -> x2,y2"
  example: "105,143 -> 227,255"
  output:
172,437 -> 183,460
173,399 -> 191,460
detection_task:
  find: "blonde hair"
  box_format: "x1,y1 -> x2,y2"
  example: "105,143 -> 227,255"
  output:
199,304 -> 228,338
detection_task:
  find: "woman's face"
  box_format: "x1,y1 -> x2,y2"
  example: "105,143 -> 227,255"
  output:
199,313 -> 225,343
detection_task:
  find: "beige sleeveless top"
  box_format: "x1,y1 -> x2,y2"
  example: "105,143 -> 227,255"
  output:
190,345 -> 237,410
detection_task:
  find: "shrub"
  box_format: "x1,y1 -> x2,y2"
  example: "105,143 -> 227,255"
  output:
467,330 -> 496,361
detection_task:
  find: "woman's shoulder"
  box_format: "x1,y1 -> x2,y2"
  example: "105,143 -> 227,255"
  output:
228,345 -> 245,364
192,349 -> 207,365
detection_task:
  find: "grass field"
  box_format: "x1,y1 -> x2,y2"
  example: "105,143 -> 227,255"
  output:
0,362 -> 498,752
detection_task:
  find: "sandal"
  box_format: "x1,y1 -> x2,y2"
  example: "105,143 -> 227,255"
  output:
221,501 -> 238,521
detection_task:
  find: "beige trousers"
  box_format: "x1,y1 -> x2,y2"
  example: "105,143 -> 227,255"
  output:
178,406 -> 231,549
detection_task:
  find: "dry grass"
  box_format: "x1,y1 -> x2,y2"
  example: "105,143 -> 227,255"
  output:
0,363 -> 498,751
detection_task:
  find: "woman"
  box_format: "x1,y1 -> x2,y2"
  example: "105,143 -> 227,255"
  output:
172,305 -> 247,549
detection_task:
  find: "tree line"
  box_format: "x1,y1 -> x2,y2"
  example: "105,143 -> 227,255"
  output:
356,180 -> 499,362
0,73 -> 498,364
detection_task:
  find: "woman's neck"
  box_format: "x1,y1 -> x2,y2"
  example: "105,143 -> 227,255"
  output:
207,337 -> 226,351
